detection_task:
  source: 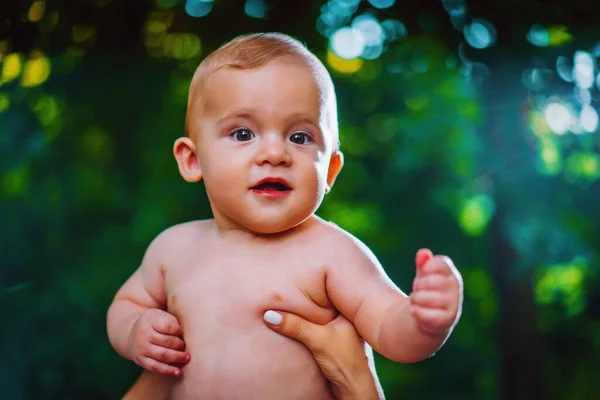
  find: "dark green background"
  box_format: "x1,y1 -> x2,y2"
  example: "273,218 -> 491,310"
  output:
2,0 -> 599,399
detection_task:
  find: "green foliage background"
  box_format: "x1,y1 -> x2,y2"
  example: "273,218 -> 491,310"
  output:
2,0 -> 600,399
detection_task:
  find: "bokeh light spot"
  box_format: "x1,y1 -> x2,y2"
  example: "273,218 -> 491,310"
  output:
544,102 -> 574,135
2,53 -> 22,82
146,20 -> 168,35
556,56 -> 573,82
163,33 -> 202,60
547,25 -> 572,46
464,19 -> 496,49
21,53 -> 51,87
326,49 -> 363,74
367,0 -> 395,9
566,151 -> 600,180
464,269 -> 493,300
328,0 -> 360,18
32,95 -> 61,126
575,88 -> 591,105
529,110 -> 550,137
352,15 -> 384,47
244,0 -> 267,19
2,166 -> 30,197
185,0 -> 213,18
522,68 -> 553,91
537,137 -> 562,175
381,19 -> 406,42
330,27 -> 365,59
361,44 -> 384,60
535,259 -> 587,316
573,51 -> 595,90
0,93 -> 9,112
527,25 -> 549,47
579,105 -> 598,132
28,1 -> 46,22
459,194 -> 495,236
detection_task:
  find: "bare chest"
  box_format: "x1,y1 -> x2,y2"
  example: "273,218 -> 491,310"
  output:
165,239 -> 335,332
163,238 -> 337,399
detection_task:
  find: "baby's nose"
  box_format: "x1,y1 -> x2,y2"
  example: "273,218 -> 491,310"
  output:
257,135 -> 291,166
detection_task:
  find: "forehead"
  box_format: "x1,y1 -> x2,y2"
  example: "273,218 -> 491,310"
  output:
199,59 -> 328,121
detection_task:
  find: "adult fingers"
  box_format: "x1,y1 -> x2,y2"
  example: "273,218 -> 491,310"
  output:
263,310 -> 323,351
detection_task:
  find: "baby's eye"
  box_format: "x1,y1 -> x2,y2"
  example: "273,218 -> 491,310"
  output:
231,128 -> 255,142
289,132 -> 312,145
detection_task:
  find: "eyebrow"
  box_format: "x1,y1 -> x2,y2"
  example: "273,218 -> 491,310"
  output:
216,110 -> 255,125
216,109 -> 323,132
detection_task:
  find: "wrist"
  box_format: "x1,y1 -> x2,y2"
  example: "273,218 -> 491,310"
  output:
418,324 -> 450,338
125,312 -> 144,360
331,369 -> 380,400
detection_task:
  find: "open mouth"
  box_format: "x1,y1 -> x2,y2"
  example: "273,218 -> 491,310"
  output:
252,182 -> 290,191
251,178 -> 292,195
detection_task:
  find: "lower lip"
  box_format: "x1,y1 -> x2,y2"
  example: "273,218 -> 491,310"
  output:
251,189 -> 291,198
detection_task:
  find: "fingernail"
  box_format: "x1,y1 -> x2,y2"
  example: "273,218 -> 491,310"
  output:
263,310 -> 282,326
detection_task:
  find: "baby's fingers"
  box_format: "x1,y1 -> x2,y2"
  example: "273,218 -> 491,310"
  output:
152,313 -> 183,336
152,333 -> 186,351
148,345 -> 191,366
140,356 -> 183,377
410,291 -> 451,309
409,306 -> 453,335
420,256 -> 457,276
413,274 -> 452,292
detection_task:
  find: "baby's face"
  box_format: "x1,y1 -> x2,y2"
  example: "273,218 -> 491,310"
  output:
188,60 -> 340,234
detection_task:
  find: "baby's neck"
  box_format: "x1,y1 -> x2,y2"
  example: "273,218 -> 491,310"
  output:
211,215 -> 321,241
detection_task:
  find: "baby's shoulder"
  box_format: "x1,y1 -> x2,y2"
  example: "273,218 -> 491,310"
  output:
310,218 -> 378,263
146,219 -> 214,257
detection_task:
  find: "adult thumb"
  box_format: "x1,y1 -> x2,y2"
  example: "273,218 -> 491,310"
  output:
263,310 -> 321,351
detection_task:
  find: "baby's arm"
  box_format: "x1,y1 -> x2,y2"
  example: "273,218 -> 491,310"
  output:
106,228 -> 190,376
326,233 -> 462,363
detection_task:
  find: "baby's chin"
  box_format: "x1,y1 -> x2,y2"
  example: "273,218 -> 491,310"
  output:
244,219 -> 304,235
241,213 -> 315,236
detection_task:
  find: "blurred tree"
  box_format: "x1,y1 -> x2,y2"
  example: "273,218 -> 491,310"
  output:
2,1 -> 600,399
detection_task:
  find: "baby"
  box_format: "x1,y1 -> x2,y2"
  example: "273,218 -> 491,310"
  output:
107,33 -> 463,399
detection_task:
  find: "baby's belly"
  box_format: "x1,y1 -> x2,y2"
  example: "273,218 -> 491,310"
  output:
169,321 -> 333,400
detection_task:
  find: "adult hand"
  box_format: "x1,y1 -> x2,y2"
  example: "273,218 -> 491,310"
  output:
122,370 -> 172,400
263,310 -> 385,400
124,310 -> 386,400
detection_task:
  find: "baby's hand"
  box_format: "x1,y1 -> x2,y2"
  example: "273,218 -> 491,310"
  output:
128,309 -> 191,377
409,249 -> 463,336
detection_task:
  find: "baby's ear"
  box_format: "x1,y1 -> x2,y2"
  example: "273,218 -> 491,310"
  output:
173,137 -> 202,182
325,150 -> 344,193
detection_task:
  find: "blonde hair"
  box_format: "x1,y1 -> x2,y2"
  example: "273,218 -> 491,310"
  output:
185,33 -> 339,149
